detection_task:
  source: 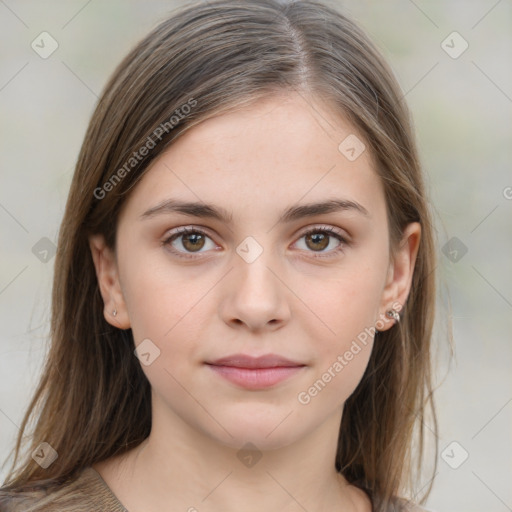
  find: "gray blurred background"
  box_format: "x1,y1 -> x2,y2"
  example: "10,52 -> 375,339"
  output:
0,1 -> 511,510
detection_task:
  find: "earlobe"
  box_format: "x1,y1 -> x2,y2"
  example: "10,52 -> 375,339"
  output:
376,222 -> 421,332
88,234 -> 131,329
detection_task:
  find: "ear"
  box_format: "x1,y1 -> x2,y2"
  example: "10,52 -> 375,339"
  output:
376,222 -> 421,331
88,234 -> 131,329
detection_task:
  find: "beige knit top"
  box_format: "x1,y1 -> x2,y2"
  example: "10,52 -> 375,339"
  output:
0,466 -> 435,512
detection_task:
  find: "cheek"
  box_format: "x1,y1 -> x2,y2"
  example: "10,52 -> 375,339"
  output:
122,261 -> 205,343
293,276 -> 377,415
118,233 -> 195,321
291,260 -> 386,403
294,260 -> 386,343
120,262 -> 210,401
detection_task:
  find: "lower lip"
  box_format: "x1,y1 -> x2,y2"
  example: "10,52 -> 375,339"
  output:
206,364 -> 305,389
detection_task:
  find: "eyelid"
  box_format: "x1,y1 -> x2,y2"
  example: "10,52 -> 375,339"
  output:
297,224 -> 349,240
164,223 -> 350,241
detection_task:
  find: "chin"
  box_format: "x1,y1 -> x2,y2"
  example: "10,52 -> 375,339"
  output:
213,428 -> 302,452
197,409 -> 306,451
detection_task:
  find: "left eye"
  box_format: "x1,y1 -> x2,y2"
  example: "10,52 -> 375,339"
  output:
294,227 -> 347,256
162,226 -> 348,258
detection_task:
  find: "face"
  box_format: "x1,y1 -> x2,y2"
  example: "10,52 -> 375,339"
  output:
90,91 -> 420,451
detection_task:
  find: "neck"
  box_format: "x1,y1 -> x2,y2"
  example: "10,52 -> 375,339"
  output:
94,397 -> 371,512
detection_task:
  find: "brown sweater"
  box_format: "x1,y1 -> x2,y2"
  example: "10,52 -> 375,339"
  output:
0,466 -> 434,512
0,467 -> 127,512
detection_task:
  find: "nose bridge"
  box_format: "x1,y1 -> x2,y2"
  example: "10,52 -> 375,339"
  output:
234,234 -> 279,297
222,234 -> 290,329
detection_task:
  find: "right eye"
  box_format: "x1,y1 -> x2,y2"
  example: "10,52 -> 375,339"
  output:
162,227 -> 219,258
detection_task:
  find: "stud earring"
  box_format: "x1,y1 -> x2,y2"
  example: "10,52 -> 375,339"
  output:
375,307 -> 401,334
112,309 -> 117,317
386,309 -> 400,322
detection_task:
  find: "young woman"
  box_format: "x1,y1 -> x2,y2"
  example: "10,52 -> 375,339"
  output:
0,0 -> 442,510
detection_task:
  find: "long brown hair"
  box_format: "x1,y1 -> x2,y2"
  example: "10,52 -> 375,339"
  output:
1,0 -> 443,509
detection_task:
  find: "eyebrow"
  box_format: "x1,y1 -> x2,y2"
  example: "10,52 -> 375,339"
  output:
140,198 -> 370,223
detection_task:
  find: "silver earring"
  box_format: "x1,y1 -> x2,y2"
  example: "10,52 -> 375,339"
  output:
386,309 -> 400,322
112,309 -> 117,317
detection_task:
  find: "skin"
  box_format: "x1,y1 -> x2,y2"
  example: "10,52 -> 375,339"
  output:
89,91 -> 420,512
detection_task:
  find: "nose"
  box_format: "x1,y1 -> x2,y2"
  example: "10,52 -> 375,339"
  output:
219,246 -> 291,332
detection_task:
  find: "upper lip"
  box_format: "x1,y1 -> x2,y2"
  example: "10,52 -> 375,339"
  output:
206,354 -> 305,369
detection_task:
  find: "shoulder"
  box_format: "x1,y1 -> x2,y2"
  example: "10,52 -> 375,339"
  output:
0,481 -> 50,512
0,467 -> 127,512
0,492 -> 36,512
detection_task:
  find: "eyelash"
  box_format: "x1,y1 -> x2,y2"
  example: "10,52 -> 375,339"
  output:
162,225 -> 349,260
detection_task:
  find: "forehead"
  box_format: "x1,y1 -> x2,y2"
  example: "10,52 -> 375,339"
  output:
122,91 -> 385,225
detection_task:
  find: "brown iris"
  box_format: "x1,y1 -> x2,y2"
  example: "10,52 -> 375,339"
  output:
182,232 -> 206,252
305,232 -> 329,251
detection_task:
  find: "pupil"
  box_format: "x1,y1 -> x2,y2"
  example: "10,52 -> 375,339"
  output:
184,233 -> 204,251
308,233 -> 328,250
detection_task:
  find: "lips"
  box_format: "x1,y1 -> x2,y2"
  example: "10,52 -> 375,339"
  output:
206,353 -> 305,369
205,354 -> 306,390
